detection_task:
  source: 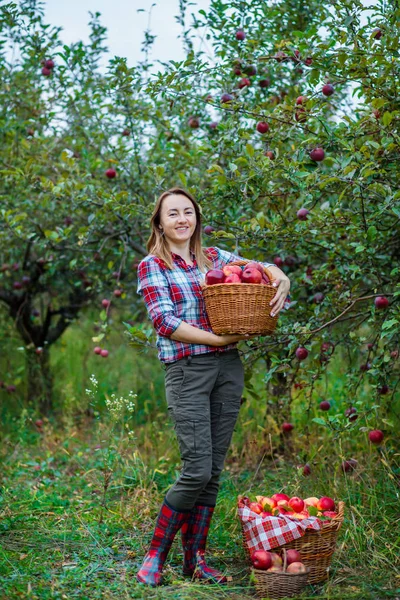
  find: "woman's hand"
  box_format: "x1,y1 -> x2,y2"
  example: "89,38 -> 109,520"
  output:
269,276 -> 291,317
213,333 -> 258,346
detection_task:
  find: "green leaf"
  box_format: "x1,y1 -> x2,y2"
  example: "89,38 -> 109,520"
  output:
245,144 -> 255,157
312,417 -> 327,426
367,226 -> 377,241
382,112 -> 393,126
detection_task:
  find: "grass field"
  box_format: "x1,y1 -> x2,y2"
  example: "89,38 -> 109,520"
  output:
1,319 -> 399,599
1,416 -> 399,600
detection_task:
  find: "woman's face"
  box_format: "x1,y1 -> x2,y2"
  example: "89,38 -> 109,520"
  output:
159,194 -> 197,246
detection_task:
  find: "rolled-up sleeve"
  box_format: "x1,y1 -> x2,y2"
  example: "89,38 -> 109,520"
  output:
137,259 -> 183,337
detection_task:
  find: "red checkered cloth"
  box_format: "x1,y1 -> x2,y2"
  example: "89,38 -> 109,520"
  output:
238,499 -> 323,554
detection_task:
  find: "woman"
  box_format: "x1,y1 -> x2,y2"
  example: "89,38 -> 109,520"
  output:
136,187 -> 290,586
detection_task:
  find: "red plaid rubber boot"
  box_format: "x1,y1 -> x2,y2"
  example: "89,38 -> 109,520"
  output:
182,504 -> 227,584
136,499 -> 189,586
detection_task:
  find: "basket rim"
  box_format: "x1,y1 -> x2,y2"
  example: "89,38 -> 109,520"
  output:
252,567 -> 310,577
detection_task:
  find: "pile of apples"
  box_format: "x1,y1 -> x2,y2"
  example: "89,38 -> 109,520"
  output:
243,492 -> 338,520
205,262 -> 270,285
252,547 -> 307,574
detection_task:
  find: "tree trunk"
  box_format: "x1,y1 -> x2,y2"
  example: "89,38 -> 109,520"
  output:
26,348 -> 53,415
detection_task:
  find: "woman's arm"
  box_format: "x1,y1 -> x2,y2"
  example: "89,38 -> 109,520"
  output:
170,321 -> 250,346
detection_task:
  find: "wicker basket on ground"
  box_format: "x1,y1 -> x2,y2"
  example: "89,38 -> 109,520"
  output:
202,260 -> 278,335
252,567 -> 310,599
239,497 -> 345,585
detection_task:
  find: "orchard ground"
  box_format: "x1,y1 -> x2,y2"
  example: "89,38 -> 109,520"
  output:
0,320 -> 398,600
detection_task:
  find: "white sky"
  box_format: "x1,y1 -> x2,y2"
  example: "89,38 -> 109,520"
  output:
43,0 -> 212,68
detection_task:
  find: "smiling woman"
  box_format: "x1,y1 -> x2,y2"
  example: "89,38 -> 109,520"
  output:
135,187 -> 291,587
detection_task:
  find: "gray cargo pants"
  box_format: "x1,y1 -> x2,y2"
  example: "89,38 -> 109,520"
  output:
164,349 -> 244,511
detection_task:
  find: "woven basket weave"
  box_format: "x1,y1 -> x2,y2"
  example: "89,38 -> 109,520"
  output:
239,497 -> 345,585
252,567 -> 310,599
202,260 -> 278,335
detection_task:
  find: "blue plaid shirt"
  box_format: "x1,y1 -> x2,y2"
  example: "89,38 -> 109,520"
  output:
137,246 -> 274,364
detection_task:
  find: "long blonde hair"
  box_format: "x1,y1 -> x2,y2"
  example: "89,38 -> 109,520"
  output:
147,187 -> 213,272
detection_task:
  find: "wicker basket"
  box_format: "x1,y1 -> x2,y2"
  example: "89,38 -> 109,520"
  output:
202,260 -> 278,335
239,497 -> 345,585
252,567 -> 310,599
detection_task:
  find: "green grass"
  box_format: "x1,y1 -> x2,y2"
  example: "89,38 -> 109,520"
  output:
0,314 -> 399,598
0,417 -> 399,600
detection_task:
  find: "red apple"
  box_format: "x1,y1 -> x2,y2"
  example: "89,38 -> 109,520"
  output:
101,299 -> 111,308
310,147 -> 325,161
277,499 -> 290,511
105,168 -> 117,179
35,347 -> 43,355
295,347 -> 308,361
261,497 -> 277,512
322,511 -> 338,519
341,459 -> 358,473
100,349 -> 109,358
244,64 -> 257,76
94,347 -> 102,355
312,292 -> 324,305
221,93 -> 234,103
203,225 -> 215,235
295,107 -> 307,122
368,429 -> 384,444
374,296 -> 388,309
287,561 -> 307,574
378,384 -> 389,395
286,549 -> 302,565
296,96 -> 306,105
122,129 -> 130,136
289,497 -> 304,512
297,208 -> 309,220
273,256 -> 283,267
205,269 -> 225,285
209,121 -> 218,130
235,29 -> 246,40
13,281 -> 23,290
322,83 -> 334,96
304,57 -> 313,66
242,268 -> 262,284
272,493 -> 290,503
224,273 -> 241,284
302,464 -> 311,476
345,406 -> 357,418
281,422 -> 294,433
43,59 -> 54,69
223,264 -> 243,277
391,350 -> 399,359
265,150 -> 275,159
304,497 -> 319,508
259,78 -> 270,88
113,289 -> 122,297
188,116 -> 200,129
245,262 -> 264,275
256,121 -> 269,134
41,67 -> 52,76
249,502 -> 263,514
6,385 -> 16,393
319,401 -> 331,411
372,27 -> 382,39
316,497 -> 335,511
270,553 -> 283,567
238,77 -> 251,89
251,550 -> 272,570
